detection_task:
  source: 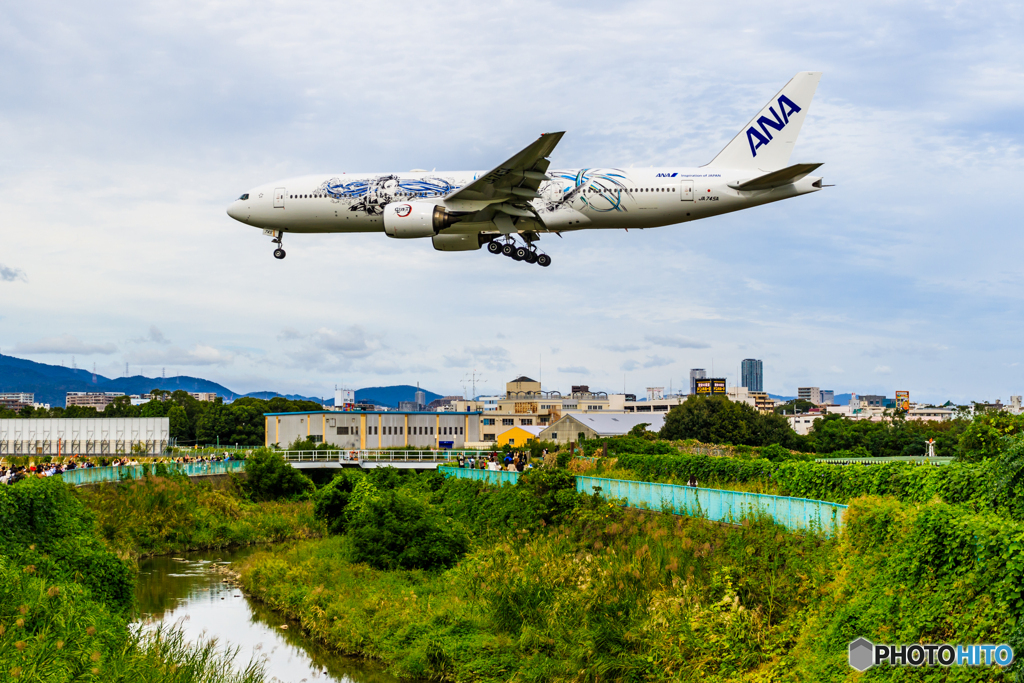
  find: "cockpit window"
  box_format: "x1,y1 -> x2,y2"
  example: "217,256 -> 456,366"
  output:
239,194 -> 249,200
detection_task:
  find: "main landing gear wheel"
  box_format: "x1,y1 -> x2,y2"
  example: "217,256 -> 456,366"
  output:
536,253 -> 552,267
487,241 -> 502,254
514,247 -> 529,261
501,243 -> 515,257
524,251 -> 538,264
273,248 -> 286,260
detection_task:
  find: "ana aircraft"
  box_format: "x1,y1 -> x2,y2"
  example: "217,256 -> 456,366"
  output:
227,72 -> 825,267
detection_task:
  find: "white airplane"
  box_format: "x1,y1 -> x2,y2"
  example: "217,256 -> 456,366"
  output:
227,72 -> 825,267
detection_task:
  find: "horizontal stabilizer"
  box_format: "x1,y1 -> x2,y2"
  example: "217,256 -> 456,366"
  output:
727,163 -> 823,191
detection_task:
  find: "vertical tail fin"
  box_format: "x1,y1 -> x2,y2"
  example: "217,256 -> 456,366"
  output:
705,71 -> 821,171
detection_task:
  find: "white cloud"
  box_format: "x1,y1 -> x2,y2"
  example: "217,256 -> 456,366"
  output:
643,356 -> 674,369
128,344 -> 234,367
620,360 -> 641,371
131,325 -> 169,344
558,366 -> 590,374
0,264 -> 27,282
14,334 -> 117,355
645,335 -> 710,350
874,365 -> 892,375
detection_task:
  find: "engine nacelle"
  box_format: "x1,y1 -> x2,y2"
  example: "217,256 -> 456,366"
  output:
432,234 -> 486,252
383,202 -> 460,238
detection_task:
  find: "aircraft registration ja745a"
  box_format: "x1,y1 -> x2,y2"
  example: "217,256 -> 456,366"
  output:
227,72 -> 826,267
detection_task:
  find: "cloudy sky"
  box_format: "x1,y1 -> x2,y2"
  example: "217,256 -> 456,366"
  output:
1,1 -> 1022,403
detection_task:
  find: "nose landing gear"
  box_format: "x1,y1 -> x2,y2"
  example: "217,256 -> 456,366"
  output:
268,230 -> 286,260
487,236 -> 552,267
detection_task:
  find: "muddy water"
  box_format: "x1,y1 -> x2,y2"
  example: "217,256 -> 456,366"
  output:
135,547 -> 399,683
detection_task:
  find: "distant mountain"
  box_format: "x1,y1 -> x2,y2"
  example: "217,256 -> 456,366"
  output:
243,391 -> 325,404
0,353 -> 442,410
101,375 -> 237,398
356,385 -> 443,408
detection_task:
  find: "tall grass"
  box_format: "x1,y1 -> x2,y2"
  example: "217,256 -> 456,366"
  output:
77,474 -> 322,557
240,503 -> 833,681
0,553 -> 265,682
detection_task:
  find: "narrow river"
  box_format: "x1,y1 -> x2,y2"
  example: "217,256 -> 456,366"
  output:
135,547 -> 400,683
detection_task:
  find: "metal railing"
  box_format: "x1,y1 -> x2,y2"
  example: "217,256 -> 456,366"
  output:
438,466 -> 847,535
814,456 -> 954,466
438,465 -> 522,486
278,449 -> 489,464
58,460 -> 246,486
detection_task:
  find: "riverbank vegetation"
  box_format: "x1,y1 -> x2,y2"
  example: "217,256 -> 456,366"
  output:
236,432 -> 1024,682
0,476 -> 268,682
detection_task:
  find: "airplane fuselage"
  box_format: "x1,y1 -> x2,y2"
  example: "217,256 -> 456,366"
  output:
228,166 -> 821,236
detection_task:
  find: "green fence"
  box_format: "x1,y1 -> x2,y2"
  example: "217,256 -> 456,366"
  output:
438,466 -> 846,535
58,460 -> 245,486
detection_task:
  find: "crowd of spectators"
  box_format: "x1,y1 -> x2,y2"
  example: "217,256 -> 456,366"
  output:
0,451 -> 238,485
455,451 -> 532,472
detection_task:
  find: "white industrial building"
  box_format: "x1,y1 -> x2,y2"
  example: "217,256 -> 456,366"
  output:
265,410 -> 482,449
0,418 -> 170,456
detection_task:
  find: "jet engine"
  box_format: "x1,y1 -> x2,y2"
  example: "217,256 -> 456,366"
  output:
432,234 -> 487,252
383,202 -> 461,238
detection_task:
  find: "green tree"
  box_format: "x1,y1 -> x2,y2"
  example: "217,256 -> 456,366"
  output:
167,405 -> 190,442
662,395 -> 795,447
348,489 -> 469,570
774,399 -> 816,415
313,470 -> 364,534
958,411 -> 1024,462
243,448 -> 315,501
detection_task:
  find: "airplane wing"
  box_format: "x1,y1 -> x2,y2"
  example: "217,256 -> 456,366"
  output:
446,132 -> 564,204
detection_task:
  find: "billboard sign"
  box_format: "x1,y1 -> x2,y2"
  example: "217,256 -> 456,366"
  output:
895,391 -> 910,411
694,378 -> 727,395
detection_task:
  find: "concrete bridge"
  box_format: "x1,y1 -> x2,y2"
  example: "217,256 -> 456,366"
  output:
280,449 -> 462,470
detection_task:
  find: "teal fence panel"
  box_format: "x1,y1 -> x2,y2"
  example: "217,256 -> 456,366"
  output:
437,465 -> 520,486
575,476 -> 846,536
58,460 -> 245,486
437,467 -> 846,534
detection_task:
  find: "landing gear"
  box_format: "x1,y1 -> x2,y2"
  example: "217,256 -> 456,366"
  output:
269,231 -> 286,260
487,236 -> 552,267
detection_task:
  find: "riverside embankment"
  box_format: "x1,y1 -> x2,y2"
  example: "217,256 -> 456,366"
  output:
237,456 -> 1024,682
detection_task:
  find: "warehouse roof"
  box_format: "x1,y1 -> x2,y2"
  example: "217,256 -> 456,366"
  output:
545,412 -> 666,436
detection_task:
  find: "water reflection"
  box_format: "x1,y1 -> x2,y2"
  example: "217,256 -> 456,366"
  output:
136,548 -> 399,683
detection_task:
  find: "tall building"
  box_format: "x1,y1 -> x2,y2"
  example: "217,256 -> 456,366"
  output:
740,359 -> 763,392
821,390 -> 835,405
689,369 -> 707,394
797,387 -> 822,405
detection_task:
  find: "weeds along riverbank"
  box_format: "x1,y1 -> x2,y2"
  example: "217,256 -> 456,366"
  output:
237,459 -> 1024,682
0,450 -> 324,682
237,468 -> 835,682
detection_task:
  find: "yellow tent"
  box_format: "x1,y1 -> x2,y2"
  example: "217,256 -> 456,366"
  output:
495,426 -> 544,447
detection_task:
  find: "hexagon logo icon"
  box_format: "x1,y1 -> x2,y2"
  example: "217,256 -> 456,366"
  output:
849,638 -> 874,671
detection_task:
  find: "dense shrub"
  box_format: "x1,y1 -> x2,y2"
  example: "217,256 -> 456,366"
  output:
348,489 -> 468,570
0,477 -> 134,611
243,448 -> 315,501
614,450 -> 1024,517
313,469 -> 364,534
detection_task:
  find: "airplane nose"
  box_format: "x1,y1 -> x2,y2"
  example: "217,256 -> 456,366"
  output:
226,202 -> 244,223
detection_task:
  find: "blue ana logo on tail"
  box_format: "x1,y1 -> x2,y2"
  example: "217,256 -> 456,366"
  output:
746,96 -> 802,157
